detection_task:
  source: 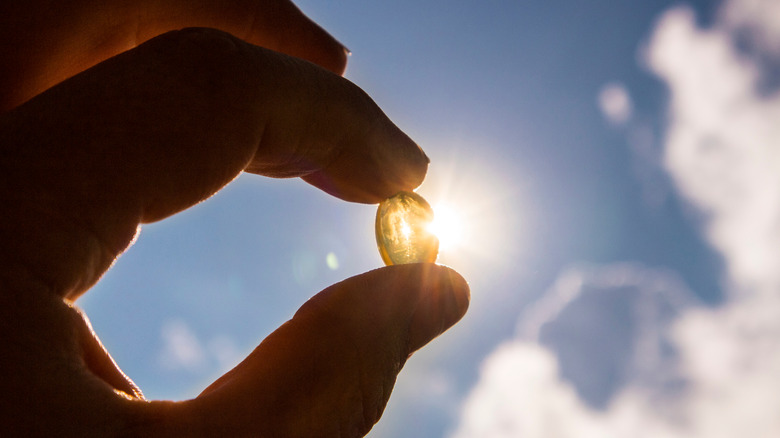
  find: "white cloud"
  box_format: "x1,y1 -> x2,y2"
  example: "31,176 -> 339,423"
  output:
648,4 -> 780,293
450,264 -> 696,438
721,0 -> 780,56
451,1 -> 780,437
452,264 -> 780,438
522,264 -> 696,408
598,83 -> 634,125
452,339 -> 694,438
159,318 -> 207,372
159,318 -> 243,373
451,343 -> 602,438
670,295 -> 780,438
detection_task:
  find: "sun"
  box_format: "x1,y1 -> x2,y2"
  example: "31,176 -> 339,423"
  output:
428,202 -> 466,252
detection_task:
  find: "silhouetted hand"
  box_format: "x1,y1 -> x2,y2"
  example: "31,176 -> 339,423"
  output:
0,1 -> 469,436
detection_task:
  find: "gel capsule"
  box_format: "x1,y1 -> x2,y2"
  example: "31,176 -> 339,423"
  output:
375,191 -> 439,265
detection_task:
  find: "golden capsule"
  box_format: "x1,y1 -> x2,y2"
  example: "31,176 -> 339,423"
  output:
375,191 -> 439,265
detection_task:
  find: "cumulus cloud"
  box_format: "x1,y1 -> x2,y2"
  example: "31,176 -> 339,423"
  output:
721,0 -> 780,56
452,264 -> 780,438
450,264 -> 696,438
650,5 -> 780,292
598,82 -> 634,125
451,1 -> 780,437
669,294 -> 780,438
451,343 -> 601,438
521,264 -> 695,409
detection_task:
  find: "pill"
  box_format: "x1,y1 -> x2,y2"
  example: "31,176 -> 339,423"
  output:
375,191 -> 439,265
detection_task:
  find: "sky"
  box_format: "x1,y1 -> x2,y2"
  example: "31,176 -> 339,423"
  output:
79,0 -> 780,437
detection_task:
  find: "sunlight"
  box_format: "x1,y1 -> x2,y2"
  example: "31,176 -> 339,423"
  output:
429,203 -> 466,252
401,220 -> 412,239
408,140 -> 524,276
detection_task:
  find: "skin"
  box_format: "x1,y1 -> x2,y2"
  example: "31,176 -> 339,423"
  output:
0,1 -> 470,437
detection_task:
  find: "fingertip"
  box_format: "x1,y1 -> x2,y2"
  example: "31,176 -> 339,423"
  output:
296,25 -> 349,76
400,264 -> 470,353
431,264 -> 470,319
372,126 -> 430,199
300,122 -> 430,204
263,0 -> 350,75
442,266 -> 471,320
326,41 -> 350,76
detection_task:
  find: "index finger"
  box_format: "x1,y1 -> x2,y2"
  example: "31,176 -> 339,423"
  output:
0,28 -> 427,298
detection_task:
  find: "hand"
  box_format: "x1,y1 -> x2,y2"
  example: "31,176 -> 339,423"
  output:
0,1 -> 470,436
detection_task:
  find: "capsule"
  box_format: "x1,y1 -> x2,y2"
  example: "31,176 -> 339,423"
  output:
375,191 -> 439,265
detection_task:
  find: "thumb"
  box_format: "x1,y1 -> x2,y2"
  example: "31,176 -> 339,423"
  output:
184,264 -> 469,437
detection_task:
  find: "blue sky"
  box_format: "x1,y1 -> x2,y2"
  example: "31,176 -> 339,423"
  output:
80,0 -> 780,437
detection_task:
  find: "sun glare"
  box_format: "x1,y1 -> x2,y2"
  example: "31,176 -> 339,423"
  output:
429,203 -> 466,252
